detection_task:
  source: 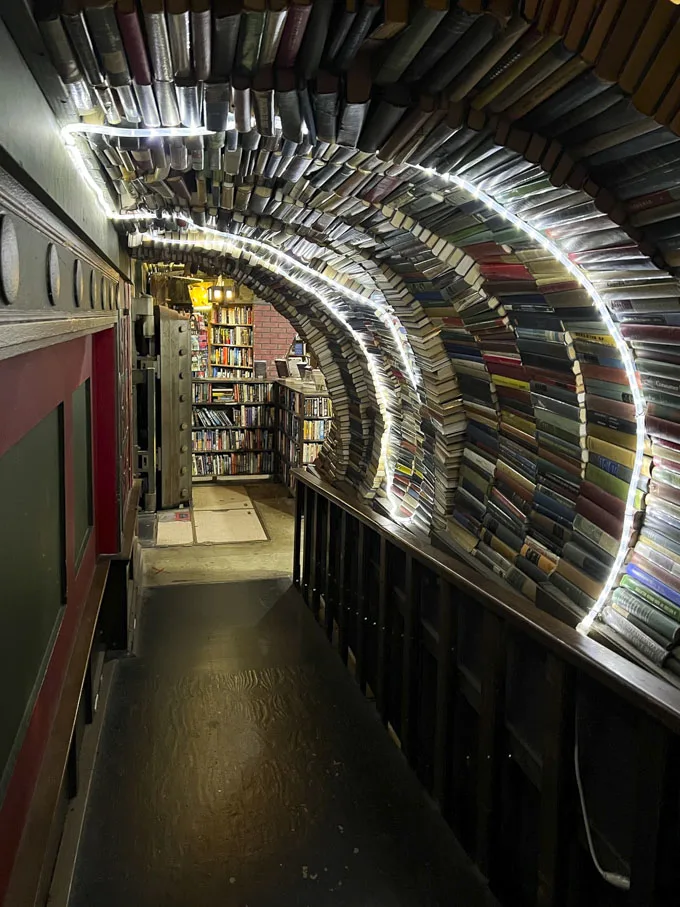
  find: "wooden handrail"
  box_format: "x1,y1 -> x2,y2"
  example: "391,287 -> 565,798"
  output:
293,468 -> 680,733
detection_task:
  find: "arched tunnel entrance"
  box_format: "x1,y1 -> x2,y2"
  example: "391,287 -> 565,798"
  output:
3,4 -> 680,906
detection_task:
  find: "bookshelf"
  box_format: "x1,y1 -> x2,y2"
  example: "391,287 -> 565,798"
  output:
275,378 -> 334,492
190,310 -> 208,378
192,379 -> 275,479
209,302 -> 254,378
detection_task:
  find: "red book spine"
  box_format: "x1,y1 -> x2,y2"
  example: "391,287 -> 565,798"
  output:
276,5 -> 312,69
647,415 -> 680,445
526,366 -> 578,390
620,324 -> 680,343
580,480 -> 626,520
580,363 -> 629,385
484,357 -> 527,373
575,495 -> 623,538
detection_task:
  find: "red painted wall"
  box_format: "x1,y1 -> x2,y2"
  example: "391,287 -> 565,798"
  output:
253,300 -> 296,378
0,330 -> 118,901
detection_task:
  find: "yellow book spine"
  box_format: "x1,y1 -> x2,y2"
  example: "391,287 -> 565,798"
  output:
491,373 -> 530,391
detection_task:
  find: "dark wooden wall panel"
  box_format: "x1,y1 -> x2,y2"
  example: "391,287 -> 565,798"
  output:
294,472 -> 680,907
72,379 -> 93,570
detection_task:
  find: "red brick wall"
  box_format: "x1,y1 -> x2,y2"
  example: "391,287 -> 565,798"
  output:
253,300 -> 296,378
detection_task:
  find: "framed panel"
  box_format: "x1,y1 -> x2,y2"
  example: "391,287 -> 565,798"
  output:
0,407 -> 65,796
72,378 -> 93,570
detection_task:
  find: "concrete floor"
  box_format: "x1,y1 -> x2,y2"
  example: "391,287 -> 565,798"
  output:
143,481 -> 295,587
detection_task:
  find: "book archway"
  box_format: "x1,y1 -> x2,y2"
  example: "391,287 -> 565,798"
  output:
47,0 -> 680,675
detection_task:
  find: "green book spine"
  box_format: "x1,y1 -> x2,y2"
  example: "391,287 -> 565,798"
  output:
585,462 -> 629,502
573,512 -> 619,557
612,587 -> 680,643
620,574 -> 680,623
654,466 -> 680,490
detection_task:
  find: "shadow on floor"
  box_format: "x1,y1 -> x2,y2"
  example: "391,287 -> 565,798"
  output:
70,580 -> 498,907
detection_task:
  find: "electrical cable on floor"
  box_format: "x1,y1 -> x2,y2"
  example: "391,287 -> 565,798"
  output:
574,715 -> 630,891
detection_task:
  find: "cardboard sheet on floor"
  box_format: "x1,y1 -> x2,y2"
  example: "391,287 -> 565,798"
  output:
192,484 -> 252,511
194,508 -> 267,544
156,519 -> 194,546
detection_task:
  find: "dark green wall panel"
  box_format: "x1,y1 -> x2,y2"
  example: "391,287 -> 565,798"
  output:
0,407 -> 64,790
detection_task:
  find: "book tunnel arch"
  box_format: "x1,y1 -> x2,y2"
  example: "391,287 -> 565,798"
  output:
48,0 -> 680,677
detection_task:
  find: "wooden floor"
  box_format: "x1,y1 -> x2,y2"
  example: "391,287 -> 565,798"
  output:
69,580 -> 499,907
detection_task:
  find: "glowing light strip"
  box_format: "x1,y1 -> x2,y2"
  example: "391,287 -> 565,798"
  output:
61,126 -> 423,395
61,121 -> 647,622
62,123 -> 215,139
142,231 -> 408,519
176,221 -> 422,393
63,126 -> 425,522
417,166 -> 646,636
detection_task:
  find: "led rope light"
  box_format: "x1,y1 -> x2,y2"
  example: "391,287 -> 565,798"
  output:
62,122 -> 646,624
61,124 -> 423,396
62,123 -> 215,139
63,126 -> 425,523
417,166 -> 646,636
142,231 -> 411,520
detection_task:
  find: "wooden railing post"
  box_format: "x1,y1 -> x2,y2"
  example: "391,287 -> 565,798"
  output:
400,554 -> 419,764
629,717 -> 671,906
301,484 -> 312,604
309,490 -> 320,617
323,500 -> 335,640
537,656 -> 575,907
433,580 -> 456,812
376,536 -> 389,724
476,610 -> 505,881
355,523 -> 368,692
293,475 -> 303,588
337,509 -> 349,664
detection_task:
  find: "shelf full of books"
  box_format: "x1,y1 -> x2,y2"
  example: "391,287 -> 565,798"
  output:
208,301 -> 254,378
190,311 -> 208,378
191,379 -> 275,479
275,378 -> 334,492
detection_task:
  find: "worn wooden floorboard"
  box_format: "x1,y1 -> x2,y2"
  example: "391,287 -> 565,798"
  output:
69,580 -> 498,907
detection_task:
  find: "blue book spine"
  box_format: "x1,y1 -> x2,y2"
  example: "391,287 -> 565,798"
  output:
534,490 -> 575,523
588,452 -> 633,484
627,563 -> 680,609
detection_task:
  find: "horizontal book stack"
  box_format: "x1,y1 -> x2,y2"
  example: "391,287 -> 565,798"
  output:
86,0 -> 680,681
192,427 -> 274,451
52,0 -> 680,278
594,311 -> 680,680
192,404 -> 275,428
192,451 -> 276,475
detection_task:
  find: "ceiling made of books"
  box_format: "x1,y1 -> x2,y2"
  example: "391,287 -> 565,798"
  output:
21,0 -> 680,681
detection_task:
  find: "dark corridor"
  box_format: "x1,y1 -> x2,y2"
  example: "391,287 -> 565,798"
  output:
69,579 -> 498,907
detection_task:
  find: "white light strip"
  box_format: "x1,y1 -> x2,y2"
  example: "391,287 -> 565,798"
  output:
63,126 -> 426,523
143,231 -> 412,521
417,166 -> 646,636
182,221 -> 422,393
62,123 -> 215,139
61,126 -> 423,395
61,122 -> 647,617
